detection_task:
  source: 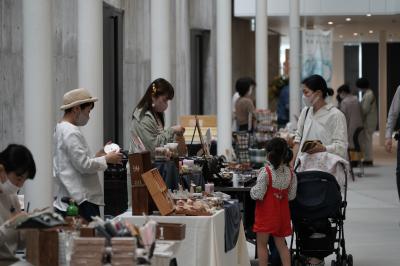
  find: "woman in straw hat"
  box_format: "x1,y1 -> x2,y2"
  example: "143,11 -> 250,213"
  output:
53,88 -> 122,222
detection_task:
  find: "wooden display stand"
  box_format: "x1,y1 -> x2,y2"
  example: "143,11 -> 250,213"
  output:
141,168 -> 175,216
128,151 -> 156,215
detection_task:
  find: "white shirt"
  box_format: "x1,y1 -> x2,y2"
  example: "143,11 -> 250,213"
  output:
294,104 -> 348,162
232,92 -> 240,112
53,121 -> 107,211
250,161 -> 297,201
0,193 -> 21,261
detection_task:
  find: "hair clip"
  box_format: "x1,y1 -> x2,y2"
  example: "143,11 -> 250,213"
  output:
152,83 -> 157,95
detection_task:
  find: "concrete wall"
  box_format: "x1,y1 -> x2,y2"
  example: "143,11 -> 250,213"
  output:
231,17 -> 280,105
232,18 -> 255,92
332,41 -> 345,92
1,0 -> 282,150
0,0 -> 79,150
189,0 -> 217,115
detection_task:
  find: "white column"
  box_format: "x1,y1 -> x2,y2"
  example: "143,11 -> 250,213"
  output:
151,0 -> 172,126
23,0 -> 53,210
256,0 -> 268,109
379,30 -> 387,145
78,0 -> 103,154
216,0 -> 232,156
289,0 -> 301,127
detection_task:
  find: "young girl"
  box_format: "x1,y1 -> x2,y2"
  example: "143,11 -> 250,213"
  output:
250,137 -> 297,266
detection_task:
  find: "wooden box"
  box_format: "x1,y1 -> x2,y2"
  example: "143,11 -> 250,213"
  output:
129,151 -> 157,215
25,229 -> 59,266
156,223 -> 186,240
141,169 -> 175,216
129,151 -> 152,185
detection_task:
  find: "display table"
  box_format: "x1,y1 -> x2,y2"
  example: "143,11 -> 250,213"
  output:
116,210 -> 250,266
215,183 -> 256,241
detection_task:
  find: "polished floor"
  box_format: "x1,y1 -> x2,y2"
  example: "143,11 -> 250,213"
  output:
249,133 -> 400,265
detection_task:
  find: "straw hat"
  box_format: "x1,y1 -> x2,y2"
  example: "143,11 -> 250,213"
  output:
60,88 -> 98,110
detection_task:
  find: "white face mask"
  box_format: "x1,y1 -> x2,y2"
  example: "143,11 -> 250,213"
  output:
76,111 -> 89,126
302,93 -> 319,107
0,179 -> 19,195
302,94 -> 312,107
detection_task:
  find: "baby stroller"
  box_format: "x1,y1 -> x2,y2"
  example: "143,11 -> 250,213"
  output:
290,165 -> 353,266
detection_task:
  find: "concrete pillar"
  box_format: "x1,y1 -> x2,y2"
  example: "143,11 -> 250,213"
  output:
332,42 -> 345,94
175,0 -> 191,117
23,0 -> 53,209
216,0 -> 232,156
256,0 -> 268,109
78,0 -> 103,154
289,0 -> 301,127
379,30 -> 387,145
151,0 -> 172,126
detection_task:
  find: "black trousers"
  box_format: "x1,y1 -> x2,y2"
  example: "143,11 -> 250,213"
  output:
55,201 -> 100,222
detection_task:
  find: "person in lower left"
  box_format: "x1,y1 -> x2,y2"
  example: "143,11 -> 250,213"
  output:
0,144 -> 36,264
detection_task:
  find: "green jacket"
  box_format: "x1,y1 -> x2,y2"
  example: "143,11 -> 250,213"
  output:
129,108 -> 175,156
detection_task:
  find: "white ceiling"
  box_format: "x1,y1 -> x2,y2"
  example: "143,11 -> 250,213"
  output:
267,14 -> 400,43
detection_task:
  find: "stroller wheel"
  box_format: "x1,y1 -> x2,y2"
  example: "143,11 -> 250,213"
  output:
346,254 -> 353,266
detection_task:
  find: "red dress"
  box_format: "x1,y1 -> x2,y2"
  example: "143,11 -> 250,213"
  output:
253,166 -> 292,237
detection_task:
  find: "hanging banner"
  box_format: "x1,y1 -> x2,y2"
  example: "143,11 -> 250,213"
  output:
302,29 -> 333,85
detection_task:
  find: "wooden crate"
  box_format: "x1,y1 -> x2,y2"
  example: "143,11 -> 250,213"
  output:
141,169 -> 175,216
25,229 -> 59,266
131,184 -> 157,215
129,151 -> 157,215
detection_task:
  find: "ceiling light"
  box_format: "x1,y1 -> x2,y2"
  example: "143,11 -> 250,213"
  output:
346,18 -> 351,22
328,21 -> 333,25
339,35 -> 343,38
353,32 -> 358,36
366,13 -> 372,17
369,30 -> 374,34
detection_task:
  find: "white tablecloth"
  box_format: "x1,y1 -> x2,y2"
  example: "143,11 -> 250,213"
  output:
116,210 -> 250,266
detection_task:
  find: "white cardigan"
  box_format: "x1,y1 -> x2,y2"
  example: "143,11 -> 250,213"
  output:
294,104 -> 348,163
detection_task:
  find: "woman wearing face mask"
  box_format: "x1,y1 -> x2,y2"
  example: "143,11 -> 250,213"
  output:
0,144 -> 36,263
291,75 -> 348,266
53,88 -> 123,222
234,77 -> 256,132
292,74 -> 348,165
129,78 -> 185,157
